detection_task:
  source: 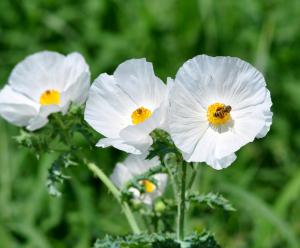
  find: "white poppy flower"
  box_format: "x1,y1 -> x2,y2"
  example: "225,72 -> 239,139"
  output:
110,154 -> 168,205
169,55 -> 272,170
0,51 -> 90,131
84,58 -> 168,154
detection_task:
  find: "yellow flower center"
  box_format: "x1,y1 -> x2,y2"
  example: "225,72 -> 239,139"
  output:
140,180 -> 156,193
207,103 -> 232,125
131,107 -> 152,125
39,90 -> 60,105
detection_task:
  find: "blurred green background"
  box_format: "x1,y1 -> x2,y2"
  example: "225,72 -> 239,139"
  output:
1,0 -> 300,247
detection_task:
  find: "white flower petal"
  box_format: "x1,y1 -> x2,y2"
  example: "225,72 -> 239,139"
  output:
0,86 -> 39,127
208,153 -> 237,170
154,173 -> 168,194
85,59 -> 167,154
170,55 -> 272,169
8,51 -> 66,101
175,55 -> 267,109
114,58 -> 166,109
96,137 -> 140,154
159,77 -> 174,132
110,163 -> 132,189
110,154 -> 167,204
9,51 -> 90,106
169,81 -> 209,154
85,73 -> 137,138
256,90 -> 273,138
119,107 -> 163,144
124,154 -> 160,175
26,105 -> 61,131
26,115 -> 49,131
62,52 -> 90,104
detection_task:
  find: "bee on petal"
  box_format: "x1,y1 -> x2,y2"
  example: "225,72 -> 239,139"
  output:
169,55 -> 272,170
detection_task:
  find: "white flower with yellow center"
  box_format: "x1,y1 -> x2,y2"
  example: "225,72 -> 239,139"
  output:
84,58 -> 168,154
169,55 -> 272,170
110,154 -> 168,205
0,51 -> 90,131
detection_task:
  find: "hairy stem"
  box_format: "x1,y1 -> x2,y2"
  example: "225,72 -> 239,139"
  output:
86,161 -> 141,234
164,159 -> 178,197
52,114 -> 72,144
187,163 -> 199,190
177,161 -> 187,241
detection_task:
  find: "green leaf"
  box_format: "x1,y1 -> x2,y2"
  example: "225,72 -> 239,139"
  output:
93,232 -> 220,248
14,128 -> 54,156
148,129 -> 177,161
46,152 -> 77,197
185,232 -> 221,248
188,192 -> 236,212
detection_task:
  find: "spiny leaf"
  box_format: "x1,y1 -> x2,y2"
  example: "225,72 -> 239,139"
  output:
148,129 -> 177,161
93,232 -> 220,248
185,232 -> 221,248
46,152 -> 77,197
188,192 -> 236,212
14,129 -> 53,156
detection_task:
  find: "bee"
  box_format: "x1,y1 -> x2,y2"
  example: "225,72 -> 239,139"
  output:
214,105 -> 232,119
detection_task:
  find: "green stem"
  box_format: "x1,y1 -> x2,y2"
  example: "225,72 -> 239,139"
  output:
52,114 -> 72,144
141,214 -> 152,233
177,161 -> 187,241
165,159 -> 178,197
53,114 -> 66,129
187,163 -> 198,190
86,161 -> 141,234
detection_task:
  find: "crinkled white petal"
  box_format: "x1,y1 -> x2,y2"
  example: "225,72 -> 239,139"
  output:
175,55 -> 268,110
8,51 -> 90,105
26,105 -> 62,131
114,58 -> 166,110
154,173 -> 168,195
159,77 -> 174,132
140,174 -> 168,205
256,90 -> 273,138
96,137 -> 151,154
110,154 -> 167,204
110,163 -> 133,189
123,154 -> 160,175
62,52 -> 90,104
85,59 -> 167,153
9,51 -> 66,102
170,55 -> 272,169
169,80 -> 209,155
85,73 -> 137,138
26,115 -> 49,131
2,51 -> 90,130
0,86 -> 39,127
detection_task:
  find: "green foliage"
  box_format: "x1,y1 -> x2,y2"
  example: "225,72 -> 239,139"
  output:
122,165 -> 166,195
46,152 -> 78,197
1,0 -> 300,247
148,130 -> 178,161
94,232 -> 220,248
185,232 -> 221,248
188,193 -> 236,212
14,128 -> 54,156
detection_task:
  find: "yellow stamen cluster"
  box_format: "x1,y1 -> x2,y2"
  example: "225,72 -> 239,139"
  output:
207,102 -> 231,125
39,90 -> 60,105
131,107 -> 152,125
140,179 -> 156,193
